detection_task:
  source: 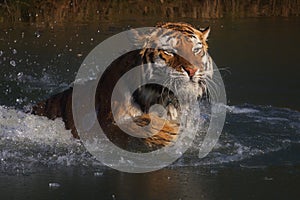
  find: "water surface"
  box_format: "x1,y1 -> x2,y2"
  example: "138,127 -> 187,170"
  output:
0,17 -> 300,199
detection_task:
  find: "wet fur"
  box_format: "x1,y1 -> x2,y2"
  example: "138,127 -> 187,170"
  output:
32,22 -> 212,150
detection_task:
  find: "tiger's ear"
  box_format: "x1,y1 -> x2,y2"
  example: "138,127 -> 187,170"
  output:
201,26 -> 210,41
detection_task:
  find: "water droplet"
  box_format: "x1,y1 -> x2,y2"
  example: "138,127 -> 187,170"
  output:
69,48 -> 72,52
16,98 -> 23,104
48,182 -> 60,188
94,172 -> 103,176
35,31 -> 41,38
88,69 -> 95,77
90,38 -> 94,41
264,177 -> 274,181
17,72 -> 23,79
10,60 -> 16,67
12,49 -> 17,54
95,65 -> 100,71
0,50 -> 3,57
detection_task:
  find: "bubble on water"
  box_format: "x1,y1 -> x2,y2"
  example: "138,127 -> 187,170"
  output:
21,32 -> 25,38
0,50 -> 3,57
10,60 -> 16,67
12,49 -> 17,54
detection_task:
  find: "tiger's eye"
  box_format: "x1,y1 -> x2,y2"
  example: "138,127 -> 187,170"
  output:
193,47 -> 202,55
163,50 -> 174,57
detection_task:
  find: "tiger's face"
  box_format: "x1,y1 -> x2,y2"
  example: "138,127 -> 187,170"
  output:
140,22 -> 212,103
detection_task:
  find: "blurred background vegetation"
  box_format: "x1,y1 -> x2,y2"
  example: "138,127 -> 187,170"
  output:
0,0 -> 300,26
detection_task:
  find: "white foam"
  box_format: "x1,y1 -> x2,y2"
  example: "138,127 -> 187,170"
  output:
0,104 -> 299,172
0,105 -> 100,174
0,105 -> 74,145
226,105 -> 259,114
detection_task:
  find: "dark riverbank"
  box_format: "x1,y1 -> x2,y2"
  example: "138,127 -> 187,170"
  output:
1,0 -> 300,26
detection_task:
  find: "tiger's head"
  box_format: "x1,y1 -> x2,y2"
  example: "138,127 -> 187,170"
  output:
127,22 -> 214,123
139,22 -> 213,102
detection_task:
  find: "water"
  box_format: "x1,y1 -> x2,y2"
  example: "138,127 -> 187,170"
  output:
0,104 -> 299,172
0,104 -> 300,199
0,17 -> 300,199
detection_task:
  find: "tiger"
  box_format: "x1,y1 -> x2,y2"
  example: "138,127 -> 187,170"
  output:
32,22 -> 213,151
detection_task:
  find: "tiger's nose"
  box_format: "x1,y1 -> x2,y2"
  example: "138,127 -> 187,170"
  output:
183,67 -> 198,77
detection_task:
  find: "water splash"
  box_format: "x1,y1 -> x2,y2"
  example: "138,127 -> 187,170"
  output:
0,104 -> 299,174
